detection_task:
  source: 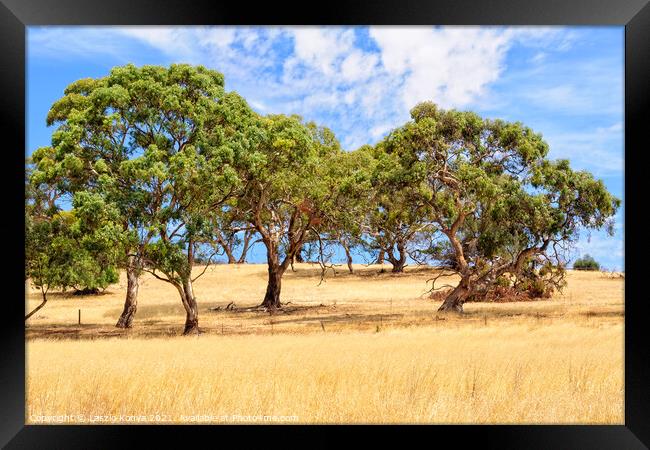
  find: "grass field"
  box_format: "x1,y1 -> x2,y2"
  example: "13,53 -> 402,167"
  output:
25,263 -> 624,424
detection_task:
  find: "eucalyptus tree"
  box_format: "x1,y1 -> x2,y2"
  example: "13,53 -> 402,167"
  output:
30,64 -> 253,332
211,205 -> 257,264
26,189 -> 125,320
232,115 -> 348,311
319,145 -> 377,273
380,102 -> 620,312
111,66 -> 254,334
135,123 -> 247,334
357,144 -> 436,273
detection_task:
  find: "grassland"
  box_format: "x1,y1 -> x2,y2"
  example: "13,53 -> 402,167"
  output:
25,263 -> 624,424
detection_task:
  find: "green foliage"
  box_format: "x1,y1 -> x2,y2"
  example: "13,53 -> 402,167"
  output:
26,190 -> 126,293
232,113 -> 349,267
360,141 -> 436,265
573,254 -> 600,271
26,66 -> 620,315
30,64 -> 258,294
376,101 -> 618,300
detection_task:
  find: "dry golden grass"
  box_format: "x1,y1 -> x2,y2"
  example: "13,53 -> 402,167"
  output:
25,264 -> 624,424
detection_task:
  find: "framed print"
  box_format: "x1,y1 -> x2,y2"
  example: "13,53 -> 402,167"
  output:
2,0 -> 648,447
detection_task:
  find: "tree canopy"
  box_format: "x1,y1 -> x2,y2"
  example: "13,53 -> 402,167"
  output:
25,188 -> 125,319
375,102 -> 619,311
25,65 -> 621,331
573,254 -> 600,271
228,114 -> 350,309
28,64 -> 257,333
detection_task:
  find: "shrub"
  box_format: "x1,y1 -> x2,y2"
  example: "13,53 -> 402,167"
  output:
573,254 -> 600,271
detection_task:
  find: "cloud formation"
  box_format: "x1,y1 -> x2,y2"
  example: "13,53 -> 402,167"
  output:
32,27 -> 568,144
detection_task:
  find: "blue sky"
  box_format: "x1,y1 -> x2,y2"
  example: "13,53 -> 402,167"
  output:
26,26 -> 624,270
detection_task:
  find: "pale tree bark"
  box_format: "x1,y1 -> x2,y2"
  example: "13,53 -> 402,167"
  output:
376,250 -> 385,264
179,278 -> 200,335
261,241 -> 285,310
116,232 -> 153,328
437,211 -> 470,312
146,236 -> 203,335
25,285 -> 48,321
237,229 -> 254,264
437,275 -> 471,313
340,238 -> 354,273
387,240 -> 408,273
147,269 -> 201,335
116,260 -> 139,328
181,239 -> 200,334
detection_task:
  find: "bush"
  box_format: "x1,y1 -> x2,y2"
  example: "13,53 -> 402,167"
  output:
573,254 -> 600,271
429,260 -> 563,303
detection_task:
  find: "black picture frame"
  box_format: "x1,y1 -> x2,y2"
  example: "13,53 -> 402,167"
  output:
2,0 -> 647,447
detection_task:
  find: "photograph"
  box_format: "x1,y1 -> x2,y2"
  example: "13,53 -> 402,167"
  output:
23,24 -> 625,426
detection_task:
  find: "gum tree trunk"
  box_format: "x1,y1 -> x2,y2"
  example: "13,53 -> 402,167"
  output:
179,278 -> 200,335
222,240 -> 237,264
262,262 -> 284,310
388,241 -> 407,273
262,269 -> 283,310
341,239 -> 353,273
25,286 -> 48,321
237,230 -> 254,264
294,243 -> 305,263
115,264 -> 139,328
215,230 -> 237,264
260,237 -> 285,310
437,275 -> 471,313
376,250 -> 385,264
391,258 -> 406,273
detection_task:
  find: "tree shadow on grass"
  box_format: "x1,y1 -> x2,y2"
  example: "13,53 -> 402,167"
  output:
271,312 -> 405,326
26,321 -> 184,340
236,264 -> 438,280
102,303 -> 185,320
26,290 -> 117,301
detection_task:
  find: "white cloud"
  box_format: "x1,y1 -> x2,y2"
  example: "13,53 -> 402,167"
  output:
29,25 -> 615,159
369,27 -> 513,109
597,122 -> 623,133
530,52 -> 547,64
508,27 -> 578,51
343,90 -> 356,105
282,27 -> 355,77
340,51 -> 379,82
29,25 -> 558,121
249,100 -> 268,112
302,91 -> 341,110
119,27 -> 200,61
195,27 -> 237,50
524,84 -> 607,114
